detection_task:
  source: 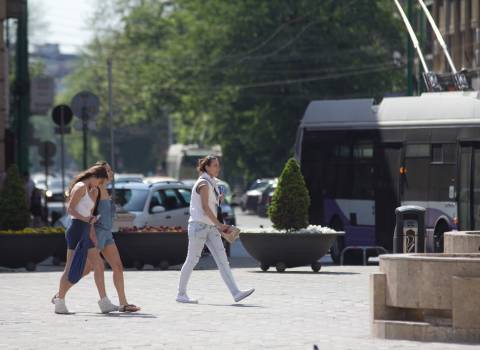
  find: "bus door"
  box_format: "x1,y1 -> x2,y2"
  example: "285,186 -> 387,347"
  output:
374,143 -> 402,251
458,143 -> 480,230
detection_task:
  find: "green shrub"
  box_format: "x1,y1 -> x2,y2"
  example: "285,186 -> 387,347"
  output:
268,158 -> 310,231
0,165 -> 30,229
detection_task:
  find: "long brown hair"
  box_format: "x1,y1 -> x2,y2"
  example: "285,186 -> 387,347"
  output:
66,165 -> 108,198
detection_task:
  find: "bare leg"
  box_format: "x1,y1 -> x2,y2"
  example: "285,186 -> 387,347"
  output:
87,248 -> 107,299
102,244 -> 128,305
82,259 -> 94,277
58,249 -> 75,299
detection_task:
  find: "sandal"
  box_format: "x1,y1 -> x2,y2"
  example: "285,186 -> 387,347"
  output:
118,304 -> 140,312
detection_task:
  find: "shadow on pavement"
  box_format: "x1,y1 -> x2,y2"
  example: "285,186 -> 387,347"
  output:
249,270 -> 360,275
198,303 -> 264,308
73,312 -> 157,319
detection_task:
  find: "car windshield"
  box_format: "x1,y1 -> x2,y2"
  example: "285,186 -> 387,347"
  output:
48,179 -> 65,187
249,180 -> 271,191
113,188 -> 149,212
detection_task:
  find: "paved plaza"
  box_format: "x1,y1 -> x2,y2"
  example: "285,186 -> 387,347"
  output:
0,258 -> 478,350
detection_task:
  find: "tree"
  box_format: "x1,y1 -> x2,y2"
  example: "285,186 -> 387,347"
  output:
64,0 -> 405,181
268,158 -> 310,231
0,165 -> 30,229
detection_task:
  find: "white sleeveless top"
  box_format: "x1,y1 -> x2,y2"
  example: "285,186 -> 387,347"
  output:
71,182 -> 95,218
189,175 -> 219,226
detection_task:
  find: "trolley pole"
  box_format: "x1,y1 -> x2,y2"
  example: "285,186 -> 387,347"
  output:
407,0 -> 414,96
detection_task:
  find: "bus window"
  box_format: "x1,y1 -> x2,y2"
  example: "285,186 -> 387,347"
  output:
406,144 -> 430,158
352,144 -> 374,199
353,144 -> 374,159
431,144 -> 456,164
334,145 -> 350,158
404,144 -> 430,201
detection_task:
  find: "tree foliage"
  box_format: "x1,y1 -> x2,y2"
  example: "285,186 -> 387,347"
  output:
64,0 -> 405,180
0,165 -> 30,229
269,158 -> 310,231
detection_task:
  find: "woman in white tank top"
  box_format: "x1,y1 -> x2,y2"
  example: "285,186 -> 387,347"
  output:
52,165 -> 118,314
177,155 -> 255,304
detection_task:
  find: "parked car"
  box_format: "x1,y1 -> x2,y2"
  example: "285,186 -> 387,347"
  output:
55,181 -> 192,230
257,179 -> 278,217
115,173 -> 144,183
181,179 -> 236,226
143,176 -> 177,185
35,177 -> 69,225
240,178 -> 276,213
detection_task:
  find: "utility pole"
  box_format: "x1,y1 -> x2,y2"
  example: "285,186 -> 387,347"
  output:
107,58 -> 115,201
407,0 -> 414,96
15,0 -> 29,172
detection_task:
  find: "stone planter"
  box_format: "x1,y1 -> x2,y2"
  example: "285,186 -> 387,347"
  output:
52,238 -> 67,265
113,231 -> 188,270
444,231 -> 480,254
240,232 -> 342,272
0,233 -> 64,271
371,253 -> 480,343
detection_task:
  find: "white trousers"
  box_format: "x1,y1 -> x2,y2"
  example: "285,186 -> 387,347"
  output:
178,221 -> 240,296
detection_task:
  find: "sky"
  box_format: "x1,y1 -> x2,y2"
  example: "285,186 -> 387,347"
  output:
30,0 -> 97,54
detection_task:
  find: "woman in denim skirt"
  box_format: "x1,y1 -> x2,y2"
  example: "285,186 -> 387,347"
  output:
52,165 -> 115,314
83,161 -> 140,313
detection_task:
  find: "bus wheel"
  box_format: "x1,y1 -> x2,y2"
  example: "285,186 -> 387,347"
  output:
311,262 -> 321,272
434,222 -> 449,253
260,263 -> 269,272
276,262 -> 286,272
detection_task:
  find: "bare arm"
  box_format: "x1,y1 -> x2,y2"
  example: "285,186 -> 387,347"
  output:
67,184 -> 93,223
199,185 -> 227,230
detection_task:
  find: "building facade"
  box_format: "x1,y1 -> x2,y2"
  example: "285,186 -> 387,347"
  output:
428,0 -> 480,89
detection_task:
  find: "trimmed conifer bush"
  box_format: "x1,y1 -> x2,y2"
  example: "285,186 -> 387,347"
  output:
0,165 -> 30,229
268,158 -> 310,231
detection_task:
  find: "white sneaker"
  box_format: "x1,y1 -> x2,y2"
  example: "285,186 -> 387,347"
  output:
234,288 -> 255,303
54,297 -> 70,314
176,294 -> 198,304
98,297 -> 119,313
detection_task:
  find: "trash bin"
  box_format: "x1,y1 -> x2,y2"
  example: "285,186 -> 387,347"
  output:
393,205 -> 426,253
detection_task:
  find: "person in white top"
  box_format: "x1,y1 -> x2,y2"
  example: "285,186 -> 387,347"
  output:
177,155 -> 255,303
52,165 -> 117,314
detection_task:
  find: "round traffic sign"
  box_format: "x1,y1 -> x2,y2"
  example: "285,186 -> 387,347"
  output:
39,141 -> 56,159
71,91 -> 100,120
51,104 -> 73,126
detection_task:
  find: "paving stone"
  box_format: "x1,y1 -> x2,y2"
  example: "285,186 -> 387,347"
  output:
0,259 -> 477,349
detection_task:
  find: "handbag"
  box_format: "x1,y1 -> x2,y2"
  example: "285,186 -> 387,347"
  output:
220,224 -> 241,243
217,199 -> 240,243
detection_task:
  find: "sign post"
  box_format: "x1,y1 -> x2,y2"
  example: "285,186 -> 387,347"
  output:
52,104 -> 73,207
71,91 -> 100,169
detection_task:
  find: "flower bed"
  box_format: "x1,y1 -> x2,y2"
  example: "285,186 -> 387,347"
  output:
241,225 -> 335,234
119,226 -> 186,233
0,227 -> 64,234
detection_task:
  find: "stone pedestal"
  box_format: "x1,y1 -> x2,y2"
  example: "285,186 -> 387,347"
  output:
444,231 -> 480,254
371,253 -> 480,343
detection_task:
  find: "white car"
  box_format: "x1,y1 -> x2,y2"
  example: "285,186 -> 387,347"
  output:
55,180 -> 192,230
113,180 -> 191,228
